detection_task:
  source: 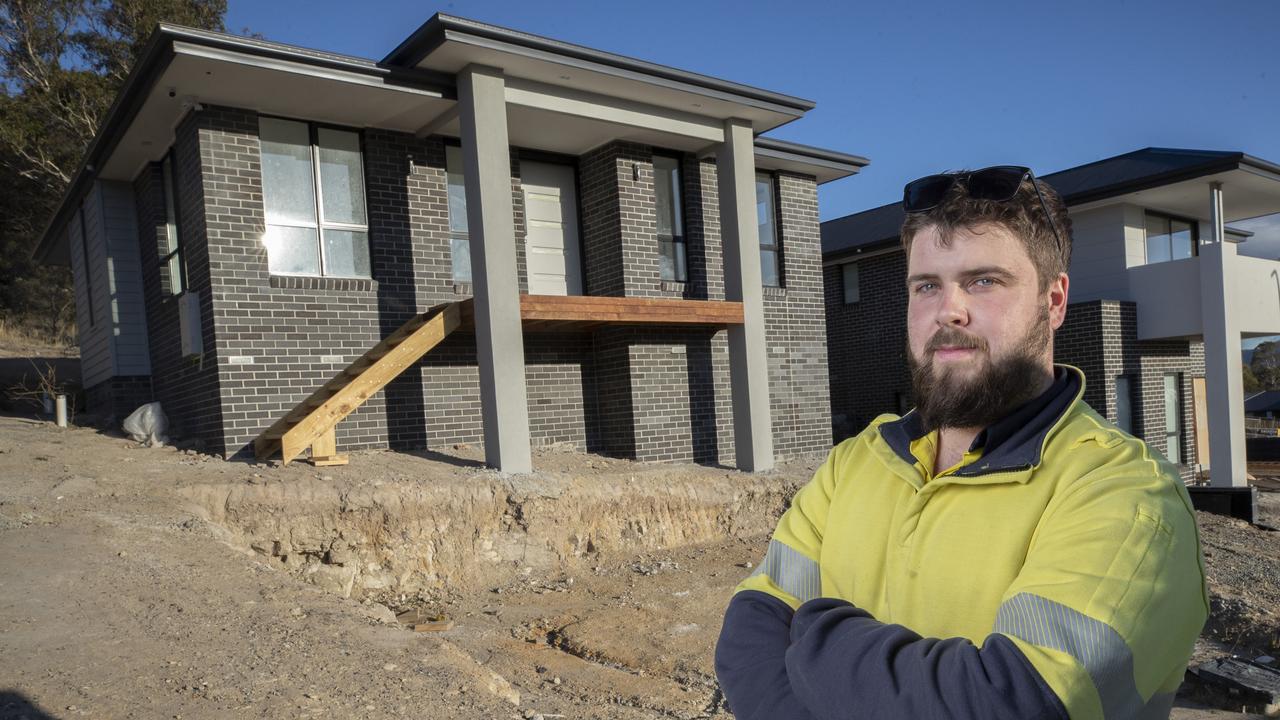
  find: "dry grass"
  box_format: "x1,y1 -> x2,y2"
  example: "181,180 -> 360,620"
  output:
0,317 -> 77,357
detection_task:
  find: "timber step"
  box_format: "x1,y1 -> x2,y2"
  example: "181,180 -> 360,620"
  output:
251,303 -> 462,466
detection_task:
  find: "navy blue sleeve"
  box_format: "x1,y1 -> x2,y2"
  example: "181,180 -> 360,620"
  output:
784,598 -> 1068,720
714,590 -> 818,720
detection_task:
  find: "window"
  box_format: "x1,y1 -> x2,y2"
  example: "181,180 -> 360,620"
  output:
445,144 -> 471,283
653,154 -> 686,282
259,117 -> 370,278
1144,211 -> 1198,265
842,262 -> 860,304
1114,375 -> 1132,433
756,172 -> 781,287
160,154 -> 186,295
1163,374 -> 1181,464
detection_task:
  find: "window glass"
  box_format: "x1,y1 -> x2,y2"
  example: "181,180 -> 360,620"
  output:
760,249 -> 779,287
756,173 -> 780,287
162,158 -> 179,256
446,145 -> 468,234
259,118 -> 316,226
1171,220 -> 1194,260
264,224 -> 320,275
654,155 -> 686,282
1145,213 -> 1170,264
445,145 -> 471,282
322,228 -> 371,278
842,263 -> 859,304
1115,376 -> 1132,433
317,128 -> 366,226
654,156 -> 682,237
161,155 -> 184,295
1163,374 -> 1181,464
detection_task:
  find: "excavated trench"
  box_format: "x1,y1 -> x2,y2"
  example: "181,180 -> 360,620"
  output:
181,464 -> 799,604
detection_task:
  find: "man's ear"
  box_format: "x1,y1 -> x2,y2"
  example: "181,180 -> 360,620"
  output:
1048,273 -> 1069,330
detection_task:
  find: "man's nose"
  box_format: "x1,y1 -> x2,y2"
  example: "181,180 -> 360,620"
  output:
936,284 -> 969,326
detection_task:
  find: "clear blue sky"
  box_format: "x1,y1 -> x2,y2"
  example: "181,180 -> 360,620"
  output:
225,0 -> 1280,344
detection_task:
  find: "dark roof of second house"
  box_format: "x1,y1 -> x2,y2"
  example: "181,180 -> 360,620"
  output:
1246,390 -> 1280,414
822,148 -> 1280,261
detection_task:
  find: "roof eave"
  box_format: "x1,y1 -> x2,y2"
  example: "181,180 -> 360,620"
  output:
384,13 -> 816,114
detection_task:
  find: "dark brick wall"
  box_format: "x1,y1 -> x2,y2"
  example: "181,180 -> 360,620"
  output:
825,249 -> 911,439
131,113 -> 225,452
1056,300 -> 1205,479
147,106 -> 829,464
84,375 -> 153,422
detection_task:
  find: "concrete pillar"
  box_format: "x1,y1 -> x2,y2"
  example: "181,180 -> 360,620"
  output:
457,65 -> 532,474
716,118 -> 774,472
1199,181 -> 1246,487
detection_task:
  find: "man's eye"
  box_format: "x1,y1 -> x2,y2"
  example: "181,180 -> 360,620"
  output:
913,283 -> 937,294
972,277 -> 997,288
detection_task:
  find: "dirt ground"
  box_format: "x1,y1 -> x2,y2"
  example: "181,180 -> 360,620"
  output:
1,354 -> 1278,718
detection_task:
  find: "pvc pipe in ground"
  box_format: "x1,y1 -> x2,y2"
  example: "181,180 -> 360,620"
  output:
55,394 -> 67,428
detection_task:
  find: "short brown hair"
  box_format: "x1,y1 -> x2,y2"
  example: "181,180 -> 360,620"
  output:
900,174 -> 1072,291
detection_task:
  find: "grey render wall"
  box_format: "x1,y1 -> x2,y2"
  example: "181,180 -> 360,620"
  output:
161,107 -> 828,463
823,251 -> 1206,475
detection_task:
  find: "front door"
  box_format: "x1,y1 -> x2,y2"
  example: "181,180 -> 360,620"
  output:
521,161 -> 582,296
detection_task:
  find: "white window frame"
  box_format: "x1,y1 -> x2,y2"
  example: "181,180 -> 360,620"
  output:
259,116 -> 370,278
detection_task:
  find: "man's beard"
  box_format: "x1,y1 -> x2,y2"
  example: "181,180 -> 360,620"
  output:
908,309 -> 1052,432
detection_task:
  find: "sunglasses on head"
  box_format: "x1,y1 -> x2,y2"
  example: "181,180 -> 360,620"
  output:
902,165 -> 1064,259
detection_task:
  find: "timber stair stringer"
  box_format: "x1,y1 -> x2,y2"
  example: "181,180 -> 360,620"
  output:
252,301 -> 463,465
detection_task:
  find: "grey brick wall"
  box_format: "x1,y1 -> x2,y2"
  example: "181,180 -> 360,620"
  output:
84,375 -> 153,422
155,107 -> 829,465
131,114 -> 225,451
824,249 -> 911,439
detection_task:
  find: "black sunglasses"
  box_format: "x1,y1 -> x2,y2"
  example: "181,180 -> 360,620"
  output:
903,165 -> 1064,259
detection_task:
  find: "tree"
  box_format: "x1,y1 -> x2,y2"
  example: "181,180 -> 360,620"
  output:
0,0 -> 227,341
1244,363 -> 1262,394
1252,341 -> 1280,391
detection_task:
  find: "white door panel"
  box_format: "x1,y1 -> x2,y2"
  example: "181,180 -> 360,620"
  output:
520,161 -> 581,296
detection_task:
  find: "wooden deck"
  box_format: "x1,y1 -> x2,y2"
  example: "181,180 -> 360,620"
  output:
457,294 -> 745,332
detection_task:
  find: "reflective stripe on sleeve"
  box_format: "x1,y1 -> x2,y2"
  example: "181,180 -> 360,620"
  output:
750,539 -> 821,604
994,592 -> 1153,720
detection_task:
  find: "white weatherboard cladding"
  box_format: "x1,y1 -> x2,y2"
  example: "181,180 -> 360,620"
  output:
69,182 -> 152,390
521,161 -> 581,296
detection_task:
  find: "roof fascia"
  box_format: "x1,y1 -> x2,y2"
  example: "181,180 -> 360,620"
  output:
385,13 -> 815,116
754,137 -> 870,169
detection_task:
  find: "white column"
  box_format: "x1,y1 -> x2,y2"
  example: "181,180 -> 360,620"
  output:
1199,181 -> 1247,487
716,118 -> 774,472
458,64 -> 532,474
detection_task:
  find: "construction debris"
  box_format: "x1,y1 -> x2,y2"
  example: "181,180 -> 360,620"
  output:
1187,656 -> 1280,716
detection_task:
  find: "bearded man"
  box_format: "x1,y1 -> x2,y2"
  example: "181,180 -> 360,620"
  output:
714,167 -> 1208,720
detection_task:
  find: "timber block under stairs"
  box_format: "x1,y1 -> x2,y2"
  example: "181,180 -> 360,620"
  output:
252,302 -> 463,466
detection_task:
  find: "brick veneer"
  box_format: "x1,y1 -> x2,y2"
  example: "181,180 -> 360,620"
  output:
131,114 -> 226,450
824,250 -> 1206,476
133,107 -> 829,464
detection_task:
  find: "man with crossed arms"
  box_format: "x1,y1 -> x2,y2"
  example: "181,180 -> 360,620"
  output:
715,166 -> 1207,719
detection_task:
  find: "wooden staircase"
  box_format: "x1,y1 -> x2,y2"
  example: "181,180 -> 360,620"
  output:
253,301 -> 462,466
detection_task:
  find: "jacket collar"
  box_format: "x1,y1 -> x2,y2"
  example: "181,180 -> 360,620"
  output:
880,366 -> 1084,477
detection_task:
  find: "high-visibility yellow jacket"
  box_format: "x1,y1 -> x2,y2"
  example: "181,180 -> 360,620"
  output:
715,366 -> 1208,720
